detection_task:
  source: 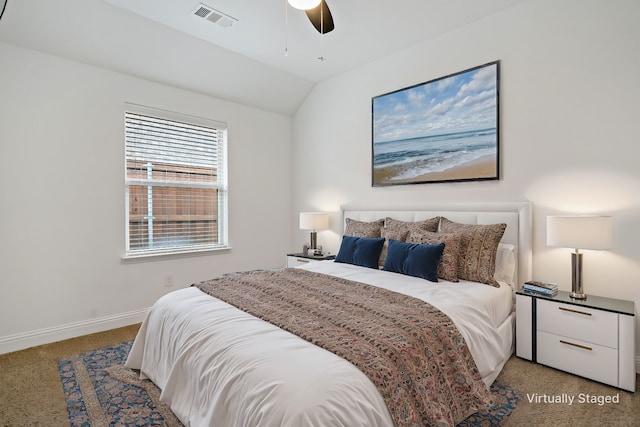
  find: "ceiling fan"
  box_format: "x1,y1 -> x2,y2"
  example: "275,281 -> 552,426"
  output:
288,0 -> 335,34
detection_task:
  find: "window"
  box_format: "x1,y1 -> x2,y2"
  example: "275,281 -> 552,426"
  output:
124,103 -> 228,257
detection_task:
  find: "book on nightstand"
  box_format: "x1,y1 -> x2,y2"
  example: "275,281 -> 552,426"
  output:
523,280 -> 558,296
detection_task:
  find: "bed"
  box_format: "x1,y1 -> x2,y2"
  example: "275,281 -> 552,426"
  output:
126,202 -> 532,427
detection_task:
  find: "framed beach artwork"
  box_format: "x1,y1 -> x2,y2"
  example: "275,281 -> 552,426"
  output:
372,61 -> 499,186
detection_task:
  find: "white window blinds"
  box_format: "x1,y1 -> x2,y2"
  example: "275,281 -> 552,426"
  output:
124,104 -> 228,257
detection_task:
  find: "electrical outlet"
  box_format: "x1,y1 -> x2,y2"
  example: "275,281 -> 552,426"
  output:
164,274 -> 174,287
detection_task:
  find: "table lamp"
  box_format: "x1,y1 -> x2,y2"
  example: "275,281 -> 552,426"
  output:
299,212 -> 329,255
547,215 -> 612,300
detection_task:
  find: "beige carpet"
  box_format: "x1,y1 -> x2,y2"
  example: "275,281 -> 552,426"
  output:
0,324 -> 638,427
0,325 -> 140,427
497,357 -> 639,427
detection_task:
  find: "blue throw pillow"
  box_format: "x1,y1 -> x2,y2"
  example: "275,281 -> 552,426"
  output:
382,239 -> 445,282
335,236 -> 385,269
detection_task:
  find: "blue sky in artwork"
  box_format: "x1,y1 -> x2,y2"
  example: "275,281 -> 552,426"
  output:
373,63 -> 498,144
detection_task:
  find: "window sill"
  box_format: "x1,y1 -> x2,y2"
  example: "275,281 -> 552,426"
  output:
121,245 -> 232,262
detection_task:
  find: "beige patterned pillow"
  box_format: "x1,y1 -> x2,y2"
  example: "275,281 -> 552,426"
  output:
407,230 -> 461,282
344,218 -> 384,238
385,217 -> 440,235
439,218 -> 506,287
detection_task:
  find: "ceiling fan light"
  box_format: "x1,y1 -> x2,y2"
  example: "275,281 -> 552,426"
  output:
288,0 -> 321,11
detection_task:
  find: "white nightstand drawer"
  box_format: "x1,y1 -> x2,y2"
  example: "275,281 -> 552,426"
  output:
286,254 -> 335,268
537,331 -> 618,387
287,256 -> 312,268
537,299 -> 618,348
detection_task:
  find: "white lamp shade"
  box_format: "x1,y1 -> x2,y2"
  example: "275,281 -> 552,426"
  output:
288,0 -> 321,10
299,212 -> 329,231
547,216 -> 612,250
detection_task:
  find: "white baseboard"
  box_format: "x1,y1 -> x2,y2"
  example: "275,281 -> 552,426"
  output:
0,308 -> 149,355
637,356 -> 640,375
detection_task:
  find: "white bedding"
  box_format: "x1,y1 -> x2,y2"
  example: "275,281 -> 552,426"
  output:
126,261 -> 514,427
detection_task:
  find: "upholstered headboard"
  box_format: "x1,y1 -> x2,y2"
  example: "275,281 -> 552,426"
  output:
342,202 -> 532,288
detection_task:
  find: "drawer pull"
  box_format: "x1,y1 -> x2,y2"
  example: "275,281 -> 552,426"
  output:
559,306 -> 592,316
296,259 -> 310,263
559,339 -> 592,351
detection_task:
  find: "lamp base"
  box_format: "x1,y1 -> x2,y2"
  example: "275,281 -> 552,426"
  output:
570,251 -> 586,300
570,291 -> 587,300
309,231 -> 317,250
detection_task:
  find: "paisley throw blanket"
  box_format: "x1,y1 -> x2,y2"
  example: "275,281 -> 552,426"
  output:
195,268 -> 492,427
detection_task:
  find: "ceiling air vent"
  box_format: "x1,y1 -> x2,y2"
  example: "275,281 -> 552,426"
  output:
192,3 -> 238,28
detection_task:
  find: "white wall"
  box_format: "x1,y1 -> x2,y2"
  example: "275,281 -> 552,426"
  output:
0,42 -> 293,353
291,0 -> 640,361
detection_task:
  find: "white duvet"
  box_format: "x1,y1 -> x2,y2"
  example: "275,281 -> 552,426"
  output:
126,261 -> 514,427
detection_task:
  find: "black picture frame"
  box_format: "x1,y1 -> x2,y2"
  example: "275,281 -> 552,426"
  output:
372,61 -> 499,186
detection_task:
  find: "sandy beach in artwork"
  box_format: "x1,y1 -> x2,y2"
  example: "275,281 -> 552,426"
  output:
374,155 -> 497,185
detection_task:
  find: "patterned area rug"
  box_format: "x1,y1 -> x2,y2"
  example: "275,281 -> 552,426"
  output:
58,341 -> 522,426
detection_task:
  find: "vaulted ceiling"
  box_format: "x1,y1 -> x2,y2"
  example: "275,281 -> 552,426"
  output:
0,0 -> 526,115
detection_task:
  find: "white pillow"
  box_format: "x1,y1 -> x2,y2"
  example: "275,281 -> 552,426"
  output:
494,243 -> 516,286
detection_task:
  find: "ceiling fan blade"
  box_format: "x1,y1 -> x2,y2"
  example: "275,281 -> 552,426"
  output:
305,0 -> 334,34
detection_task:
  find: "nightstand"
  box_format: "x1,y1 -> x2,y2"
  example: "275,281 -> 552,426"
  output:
516,290 -> 635,392
286,253 -> 335,267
